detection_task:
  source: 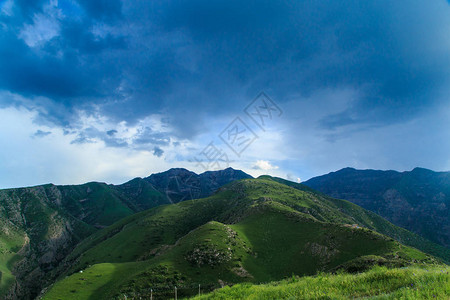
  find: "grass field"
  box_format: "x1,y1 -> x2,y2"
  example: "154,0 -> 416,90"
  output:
192,265 -> 450,299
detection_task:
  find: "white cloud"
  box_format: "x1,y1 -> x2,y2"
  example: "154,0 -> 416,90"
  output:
0,105 -> 195,188
252,160 -> 279,171
286,173 -> 301,183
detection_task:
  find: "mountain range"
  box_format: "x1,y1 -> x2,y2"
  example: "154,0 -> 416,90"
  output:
0,168 -> 250,299
43,177 -> 442,299
0,167 -> 448,299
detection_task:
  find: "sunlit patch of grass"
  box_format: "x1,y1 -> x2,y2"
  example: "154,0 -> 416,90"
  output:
191,265 -> 450,300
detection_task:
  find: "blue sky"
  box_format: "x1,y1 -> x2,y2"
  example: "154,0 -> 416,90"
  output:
1,0 -> 450,188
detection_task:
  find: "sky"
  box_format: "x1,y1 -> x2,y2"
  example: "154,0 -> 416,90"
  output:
1,0 -> 450,188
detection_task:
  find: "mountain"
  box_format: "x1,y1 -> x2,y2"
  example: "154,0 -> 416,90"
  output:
304,167 -> 450,248
42,177 -> 445,300
145,167 -> 252,203
0,168 -> 251,299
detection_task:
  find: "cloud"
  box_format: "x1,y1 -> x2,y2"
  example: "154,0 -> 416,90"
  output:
152,146 -> 164,157
33,129 -> 52,138
133,127 -> 171,147
252,160 -> 279,171
106,129 -> 117,136
286,173 -> 301,183
1,0 -> 14,16
0,105 -> 195,188
1,1 -> 450,187
4,0 -> 450,136
76,0 -> 122,22
18,2 -> 61,47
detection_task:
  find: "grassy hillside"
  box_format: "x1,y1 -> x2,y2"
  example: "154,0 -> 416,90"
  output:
304,167 -> 450,248
43,178 -> 444,299
261,175 -> 450,263
191,265 -> 450,299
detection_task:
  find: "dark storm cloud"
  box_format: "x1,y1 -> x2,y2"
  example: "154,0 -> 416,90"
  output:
70,126 -> 128,147
152,146 -> 164,157
0,0 -> 126,104
76,0 -> 122,22
13,0 -> 47,20
33,129 -> 51,137
106,129 -> 117,136
60,20 -> 127,54
133,127 -> 170,146
1,0 -> 450,144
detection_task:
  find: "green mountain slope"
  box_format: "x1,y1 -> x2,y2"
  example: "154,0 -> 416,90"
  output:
304,167 -> 450,248
43,178 -> 444,300
0,185 -> 95,299
261,175 -> 450,263
0,168 -> 250,299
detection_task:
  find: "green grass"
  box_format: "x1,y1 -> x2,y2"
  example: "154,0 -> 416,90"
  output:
192,265 -> 450,299
42,262 -> 145,300
261,176 -> 450,263
0,253 -> 22,296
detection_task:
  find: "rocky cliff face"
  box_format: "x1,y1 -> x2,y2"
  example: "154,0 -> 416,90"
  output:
0,168 -> 252,299
304,167 -> 450,248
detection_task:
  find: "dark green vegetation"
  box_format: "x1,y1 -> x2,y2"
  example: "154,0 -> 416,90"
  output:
43,178 -> 446,300
304,167 -> 450,248
0,168 -> 249,299
192,265 -> 450,299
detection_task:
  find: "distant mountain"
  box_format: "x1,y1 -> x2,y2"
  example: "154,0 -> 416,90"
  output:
304,167 -> 450,248
43,177 -> 444,300
145,167 -> 252,203
0,168 -> 251,299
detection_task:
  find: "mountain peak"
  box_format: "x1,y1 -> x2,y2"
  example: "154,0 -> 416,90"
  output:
144,167 -> 252,203
410,167 -> 433,173
151,168 -> 197,177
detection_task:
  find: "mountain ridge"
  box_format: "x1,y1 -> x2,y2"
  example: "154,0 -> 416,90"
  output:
304,167 -> 450,248
1,167 -> 449,299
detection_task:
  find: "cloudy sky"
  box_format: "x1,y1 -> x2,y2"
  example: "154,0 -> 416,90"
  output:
1,0 -> 450,188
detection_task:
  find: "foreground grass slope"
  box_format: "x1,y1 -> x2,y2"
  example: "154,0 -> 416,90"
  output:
43,178 -> 444,299
192,265 -> 450,300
